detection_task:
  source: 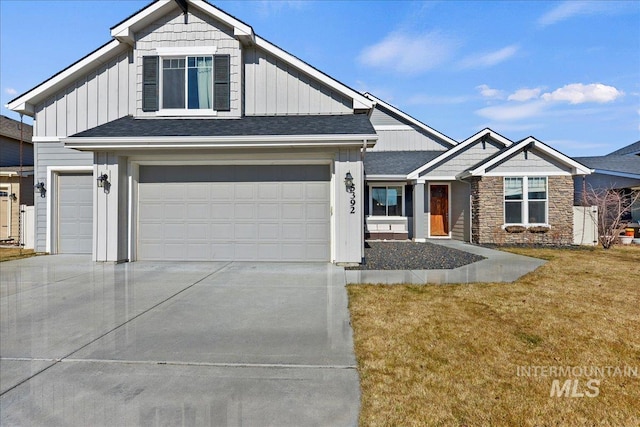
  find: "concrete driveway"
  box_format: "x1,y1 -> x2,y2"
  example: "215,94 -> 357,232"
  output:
1,256 -> 359,426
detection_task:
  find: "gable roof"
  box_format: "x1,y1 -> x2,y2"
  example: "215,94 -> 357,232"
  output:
608,140 -> 640,157
462,136 -> 591,177
406,128 -> 512,179
574,155 -> 640,179
7,0 -> 373,116
364,93 -> 457,148
364,151 -> 443,176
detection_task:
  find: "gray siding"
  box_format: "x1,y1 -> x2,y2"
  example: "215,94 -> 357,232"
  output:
0,138 -> 34,166
244,46 -> 351,115
135,7 -> 242,118
488,148 -> 572,174
33,142 -> 92,251
34,49 -> 133,137
422,140 -> 503,177
574,174 -> 640,205
450,180 -> 470,241
372,129 -> 450,152
370,106 -> 452,151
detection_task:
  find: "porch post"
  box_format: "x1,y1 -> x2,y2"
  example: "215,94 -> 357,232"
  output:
413,180 -> 426,242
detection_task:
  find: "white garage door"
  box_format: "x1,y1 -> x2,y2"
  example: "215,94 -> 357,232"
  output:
58,173 -> 93,254
137,165 -> 330,261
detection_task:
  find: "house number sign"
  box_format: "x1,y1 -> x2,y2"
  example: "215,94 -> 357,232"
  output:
348,186 -> 356,214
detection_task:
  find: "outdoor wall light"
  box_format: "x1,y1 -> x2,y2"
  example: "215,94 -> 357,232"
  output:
9,193 -> 17,201
344,171 -> 354,190
34,182 -> 46,198
96,173 -> 109,188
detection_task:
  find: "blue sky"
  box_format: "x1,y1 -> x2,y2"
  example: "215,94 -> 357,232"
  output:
1,0 -> 638,156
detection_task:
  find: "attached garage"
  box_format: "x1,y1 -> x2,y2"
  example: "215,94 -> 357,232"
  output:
57,173 -> 93,254
137,165 -> 331,261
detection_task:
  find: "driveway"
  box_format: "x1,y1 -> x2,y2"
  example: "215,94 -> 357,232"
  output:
1,256 -> 359,426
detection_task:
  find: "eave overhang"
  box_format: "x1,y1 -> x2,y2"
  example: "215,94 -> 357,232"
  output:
62,134 -> 378,151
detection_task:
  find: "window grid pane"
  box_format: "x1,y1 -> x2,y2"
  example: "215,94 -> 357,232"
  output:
187,56 -> 213,109
371,186 -> 403,216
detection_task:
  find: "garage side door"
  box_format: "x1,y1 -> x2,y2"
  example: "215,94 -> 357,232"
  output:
138,165 -> 330,261
58,173 -> 93,254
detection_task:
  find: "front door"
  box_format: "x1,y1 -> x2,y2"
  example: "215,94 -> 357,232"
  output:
430,185 -> 448,237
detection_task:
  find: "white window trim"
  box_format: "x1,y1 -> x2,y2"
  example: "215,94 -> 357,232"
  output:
0,184 -> 12,238
503,176 -> 549,226
367,183 -> 406,218
156,49 -> 220,116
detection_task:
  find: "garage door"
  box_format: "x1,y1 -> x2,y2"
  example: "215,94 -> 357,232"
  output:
58,173 -> 93,254
137,165 -> 330,261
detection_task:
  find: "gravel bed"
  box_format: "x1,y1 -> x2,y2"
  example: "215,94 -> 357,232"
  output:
345,241 -> 485,270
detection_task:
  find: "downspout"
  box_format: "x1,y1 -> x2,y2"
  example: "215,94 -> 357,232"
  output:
19,114 -> 24,248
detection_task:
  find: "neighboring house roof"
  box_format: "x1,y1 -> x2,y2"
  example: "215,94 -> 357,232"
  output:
0,115 -> 33,142
462,136 -> 591,177
364,151 -> 443,176
607,140 -> 640,156
406,128 -> 512,179
6,0 -> 373,115
364,93 -> 457,148
574,155 -> 640,179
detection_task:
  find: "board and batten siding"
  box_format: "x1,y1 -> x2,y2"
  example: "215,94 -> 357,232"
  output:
422,140 -> 503,177
244,47 -> 352,116
135,7 -> 242,117
487,149 -> 572,174
34,49 -> 133,138
33,142 -> 92,252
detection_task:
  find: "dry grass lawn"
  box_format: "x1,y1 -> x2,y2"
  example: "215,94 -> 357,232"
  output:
348,246 -> 640,426
0,247 -> 37,262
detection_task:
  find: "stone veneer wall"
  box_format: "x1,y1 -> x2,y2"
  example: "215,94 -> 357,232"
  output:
471,176 -> 574,245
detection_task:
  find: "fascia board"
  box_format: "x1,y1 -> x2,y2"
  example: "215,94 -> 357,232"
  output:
62,134 -> 378,150
110,0 -> 172,41
254,37 -> 373,111
7,40 -> 125,115
364,93 -> 458,147
365,175 -> 407,181
591,169 -> 640,180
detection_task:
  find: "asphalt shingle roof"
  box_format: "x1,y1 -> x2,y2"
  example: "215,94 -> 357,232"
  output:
574,155 -> 640,177
364,151 -> 444,175
71,114 -> 376,138
608,140 -> 640,156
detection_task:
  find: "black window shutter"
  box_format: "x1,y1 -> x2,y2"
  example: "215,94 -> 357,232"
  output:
214,55 -> 230,111
142,56 -> 159,112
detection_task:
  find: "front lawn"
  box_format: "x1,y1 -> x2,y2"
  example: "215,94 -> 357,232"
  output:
348,246 -> 640,426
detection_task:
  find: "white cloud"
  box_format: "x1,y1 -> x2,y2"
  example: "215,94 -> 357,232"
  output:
537,1 -> 592,27
476,84 -> 504,99
358,31 -> 458,74
476,101 -> 546,122
5,88 -> 18,96
541,83 -> 623,104
458,45 -> 519,69
508,88 -> 541,102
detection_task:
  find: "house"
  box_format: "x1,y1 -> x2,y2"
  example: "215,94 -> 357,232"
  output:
6,0 -> 590,263
0,115 -> 34,243
574,141 -> 640,222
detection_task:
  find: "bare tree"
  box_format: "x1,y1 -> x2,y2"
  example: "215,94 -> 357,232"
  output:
583,185 -> 640,249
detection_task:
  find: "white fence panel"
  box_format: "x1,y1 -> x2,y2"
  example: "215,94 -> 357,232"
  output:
573,206 -> 598,246
20,205 -> 34,249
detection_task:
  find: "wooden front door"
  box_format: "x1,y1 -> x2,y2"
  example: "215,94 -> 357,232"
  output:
430,185 -> 448,236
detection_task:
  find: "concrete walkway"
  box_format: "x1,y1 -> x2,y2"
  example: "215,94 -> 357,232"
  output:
345,240 -> 546,284
1,257 -> 359,426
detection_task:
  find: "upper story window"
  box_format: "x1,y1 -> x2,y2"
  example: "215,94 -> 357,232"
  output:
504,177 -> 547,224
143,53 -> 230,114
370,185 -> 404,216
